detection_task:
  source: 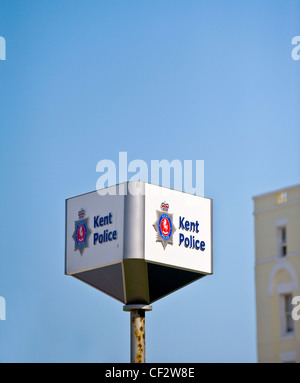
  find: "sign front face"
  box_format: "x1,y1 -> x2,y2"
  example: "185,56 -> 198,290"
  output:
144,183 -> 213,274
65,187 -> 124,275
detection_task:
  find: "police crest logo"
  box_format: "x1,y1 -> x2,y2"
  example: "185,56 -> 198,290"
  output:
153,202 -> 176,250
72,209 -> 92,255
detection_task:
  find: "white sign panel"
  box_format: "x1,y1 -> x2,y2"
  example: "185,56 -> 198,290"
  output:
144,183 -> 212,274
65,186 -> 124,275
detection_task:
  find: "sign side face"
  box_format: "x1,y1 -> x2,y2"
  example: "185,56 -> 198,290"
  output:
65,189 -> 124,275
144,183 -> 212,274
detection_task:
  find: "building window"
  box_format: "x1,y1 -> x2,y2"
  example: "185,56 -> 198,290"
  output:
281,293 -> 294,336
277,226 -> 287,257
280,350 -> 297,363
277,191 -> 287,204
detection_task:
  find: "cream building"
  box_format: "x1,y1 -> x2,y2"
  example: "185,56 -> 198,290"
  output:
253,184 -> 300,363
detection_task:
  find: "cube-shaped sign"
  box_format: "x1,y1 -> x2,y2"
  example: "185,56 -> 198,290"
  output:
65,182 -> 213,304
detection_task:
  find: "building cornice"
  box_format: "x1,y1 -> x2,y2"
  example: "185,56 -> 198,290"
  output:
253,198 -> 300,216
253,184 -> 300,200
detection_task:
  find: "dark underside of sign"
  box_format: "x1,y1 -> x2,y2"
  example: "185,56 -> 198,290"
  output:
73,260 -> 206,305
74,263 -> 124,302
147,263 -> 205,303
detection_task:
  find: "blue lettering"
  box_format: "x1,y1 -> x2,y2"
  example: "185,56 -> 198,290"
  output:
94,213 -> 113,227
94,229 -> 118,245
179,216 -> 185,230
184,237 -> 189,247
94,216 -> 99,228
179,233 -> 184,246
200,241 -> 205,251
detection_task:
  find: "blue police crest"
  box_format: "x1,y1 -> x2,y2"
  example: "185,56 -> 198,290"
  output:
72,209 -> 92,255
153,202 -> 176,250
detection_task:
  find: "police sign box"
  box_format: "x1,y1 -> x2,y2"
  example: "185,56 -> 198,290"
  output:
65,182 -> 213,304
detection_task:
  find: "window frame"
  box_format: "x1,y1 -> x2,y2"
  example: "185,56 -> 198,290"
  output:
277,284 -> 295,339
276,219 -> 288,258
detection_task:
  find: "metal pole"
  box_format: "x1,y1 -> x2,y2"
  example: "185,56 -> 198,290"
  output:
123,304 -> 152,363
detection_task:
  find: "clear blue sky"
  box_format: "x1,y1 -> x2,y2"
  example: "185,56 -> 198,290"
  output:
0,0 -> 299,362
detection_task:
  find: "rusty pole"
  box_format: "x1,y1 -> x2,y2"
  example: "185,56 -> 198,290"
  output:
123,304 -> 152,363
